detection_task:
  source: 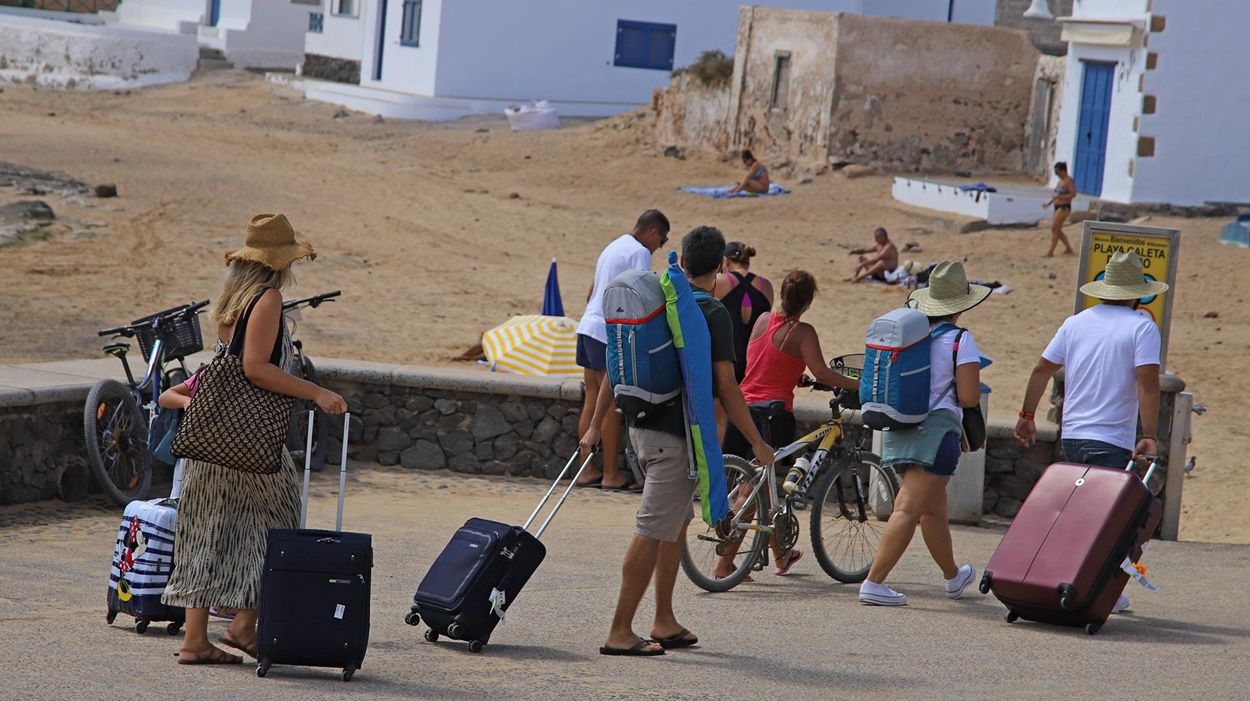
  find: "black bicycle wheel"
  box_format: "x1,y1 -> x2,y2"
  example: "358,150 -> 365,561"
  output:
83,379 -> 152,505
681,456 -> 768,593
286,355 -> 328,470
809,451 -> 896,583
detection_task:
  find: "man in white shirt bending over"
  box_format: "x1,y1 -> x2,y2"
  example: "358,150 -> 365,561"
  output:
573,210 -> 669,491
1015,250 -> 1168,468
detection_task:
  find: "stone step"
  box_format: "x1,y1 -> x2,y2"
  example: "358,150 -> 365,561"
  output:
195,58 -> 234,72
198,47 -> 226,60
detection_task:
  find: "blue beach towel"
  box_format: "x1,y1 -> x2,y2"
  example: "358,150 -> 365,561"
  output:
679,183 -> 789,199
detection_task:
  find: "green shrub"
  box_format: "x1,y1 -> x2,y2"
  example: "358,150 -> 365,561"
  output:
674,50 -> 734,87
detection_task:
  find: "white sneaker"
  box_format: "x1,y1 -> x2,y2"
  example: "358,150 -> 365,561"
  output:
1112,594 -> 1130,614
944,564 -> 976,599
859,580 -> 907,606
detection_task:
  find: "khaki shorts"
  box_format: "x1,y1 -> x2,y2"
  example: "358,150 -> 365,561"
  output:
630,427 -> 697,543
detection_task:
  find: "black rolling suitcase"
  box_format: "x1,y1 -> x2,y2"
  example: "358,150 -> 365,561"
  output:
405,450 -> 593,653
257,412 -> 372,682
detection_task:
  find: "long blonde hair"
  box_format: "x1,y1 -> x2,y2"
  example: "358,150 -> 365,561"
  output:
211,260 -> 294,326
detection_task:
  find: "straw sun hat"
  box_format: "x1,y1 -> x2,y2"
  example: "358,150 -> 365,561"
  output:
1079,250 -> 1169,300
908,261 -> 991,317
223,214 -> 316,271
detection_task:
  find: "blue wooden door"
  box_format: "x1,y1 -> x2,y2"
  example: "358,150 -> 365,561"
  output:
1074,61 -> 1115,197
208,0 -> 220,26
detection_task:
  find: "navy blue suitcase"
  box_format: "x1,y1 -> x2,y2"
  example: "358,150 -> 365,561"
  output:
406,451 -> 593,653
257,413 -> 371,682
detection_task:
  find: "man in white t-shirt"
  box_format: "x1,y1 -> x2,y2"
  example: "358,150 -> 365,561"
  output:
1015,250 -> 1168,469
573,210 -> 669,491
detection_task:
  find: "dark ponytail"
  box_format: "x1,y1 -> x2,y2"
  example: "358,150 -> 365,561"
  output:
780,270 -> 818,318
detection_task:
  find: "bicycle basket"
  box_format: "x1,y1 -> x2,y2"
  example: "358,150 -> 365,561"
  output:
134,313 -> 204,362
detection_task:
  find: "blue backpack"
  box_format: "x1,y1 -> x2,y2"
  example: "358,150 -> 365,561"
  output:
604,269 -> 682,419
860,308 -> 935,430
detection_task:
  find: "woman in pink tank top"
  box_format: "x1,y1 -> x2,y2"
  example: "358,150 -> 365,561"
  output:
719,270 -> 858,579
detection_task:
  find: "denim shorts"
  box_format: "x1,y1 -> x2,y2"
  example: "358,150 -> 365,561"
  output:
894,432 -> 962,477
575,334 -> 607,371
1062,439 -> 1133,469
882,410 -> 964,478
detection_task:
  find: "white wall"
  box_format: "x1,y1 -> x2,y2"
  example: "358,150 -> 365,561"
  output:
306,0 -> 365,61
0,11 -> 198,89
862,0 -> 995,25
112,0 -> 205,32
198,0 -> 309,68
1131,0 -> 1250,205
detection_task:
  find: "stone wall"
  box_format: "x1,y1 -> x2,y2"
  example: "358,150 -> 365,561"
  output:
0,398 -> 89,504
651,72 -> 732,159
994,0 -> 1074,56
302,53 -> 360,85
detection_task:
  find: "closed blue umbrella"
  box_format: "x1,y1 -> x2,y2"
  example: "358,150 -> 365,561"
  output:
542,257 -> 564,317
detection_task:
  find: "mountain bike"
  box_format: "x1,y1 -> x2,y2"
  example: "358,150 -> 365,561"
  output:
282,290 -> 340,471
682,354 -> 899,592
85,300 -> 210,505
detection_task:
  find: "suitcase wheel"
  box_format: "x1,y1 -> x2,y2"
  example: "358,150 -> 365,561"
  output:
404,611 -> 421,627
106,609 -> 117,625
256,659 -> 271,678
166,622 -> 182,636
468,640 -> 484,654
1084,622 -> 1102,636
1004,611 -> 1019,624
1057,584 -> 1077,610
342,665 -> 356,682
978,573 -> 992,595
447,623 -> 465,639
135,619 -> 150,635
424,629 -> 439,643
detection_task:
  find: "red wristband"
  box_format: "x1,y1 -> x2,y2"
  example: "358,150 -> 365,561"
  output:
1018,411 -> 1035,421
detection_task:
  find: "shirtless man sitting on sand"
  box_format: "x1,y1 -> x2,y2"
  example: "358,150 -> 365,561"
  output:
847,227 -> 899,283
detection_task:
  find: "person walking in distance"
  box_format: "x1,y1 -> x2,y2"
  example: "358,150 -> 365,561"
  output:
573,210 -> 669,491
859,261 -> 989,607
161,214 -> 347,665
1043,162 -> 1077,258
581,226 -> 774,656
1014,251 -> 1167,613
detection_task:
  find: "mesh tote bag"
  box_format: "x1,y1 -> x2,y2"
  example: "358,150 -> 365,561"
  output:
172,293 -> 295,474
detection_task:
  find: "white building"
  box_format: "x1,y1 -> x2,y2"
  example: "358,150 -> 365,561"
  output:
300,0 -> 997,121
1051,0 -> 1250,205
107,0 -> 312,69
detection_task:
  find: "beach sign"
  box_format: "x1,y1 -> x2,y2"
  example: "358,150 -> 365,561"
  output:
1075,221 -> 1180,369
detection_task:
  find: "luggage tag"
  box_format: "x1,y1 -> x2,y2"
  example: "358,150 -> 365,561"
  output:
489,588 -> 507,623
1119,557 -> 1159,592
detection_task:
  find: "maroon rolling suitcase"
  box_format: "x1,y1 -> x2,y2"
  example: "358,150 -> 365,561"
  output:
980,461 -> 1161,635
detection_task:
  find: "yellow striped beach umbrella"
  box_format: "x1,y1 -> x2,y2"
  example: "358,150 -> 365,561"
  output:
482,315 -> 580,377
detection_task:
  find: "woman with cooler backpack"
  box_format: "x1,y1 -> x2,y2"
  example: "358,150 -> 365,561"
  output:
858,261 -> 989,607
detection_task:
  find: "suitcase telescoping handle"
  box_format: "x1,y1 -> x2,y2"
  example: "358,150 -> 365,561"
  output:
1126,458 -> 1158,486
523,449 -> 596,540
299,411 -> 352,532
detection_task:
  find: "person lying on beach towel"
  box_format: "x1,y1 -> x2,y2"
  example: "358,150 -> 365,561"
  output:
679,183 -> 789,199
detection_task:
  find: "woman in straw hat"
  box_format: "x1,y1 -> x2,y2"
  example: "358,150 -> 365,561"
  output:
859,261 -> 989,607
160,214 -> 347,665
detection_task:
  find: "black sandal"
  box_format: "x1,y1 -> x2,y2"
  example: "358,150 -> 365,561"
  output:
600,639 -> 665,656
652,628 -> 698,650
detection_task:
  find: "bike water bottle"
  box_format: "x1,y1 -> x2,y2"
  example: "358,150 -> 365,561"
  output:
783,457 -> 811,494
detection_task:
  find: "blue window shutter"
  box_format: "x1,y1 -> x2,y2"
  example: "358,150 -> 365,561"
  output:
614,20 -> 676,70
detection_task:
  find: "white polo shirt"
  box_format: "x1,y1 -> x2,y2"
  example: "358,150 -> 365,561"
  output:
1042,304 -> 1162,450
575,234 -> 652,344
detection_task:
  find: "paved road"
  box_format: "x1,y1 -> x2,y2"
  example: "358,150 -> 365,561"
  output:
3,467 -> 1245,700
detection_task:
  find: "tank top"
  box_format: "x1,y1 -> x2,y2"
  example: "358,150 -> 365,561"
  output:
739,313 -> 806,412
720,272 -> 771,381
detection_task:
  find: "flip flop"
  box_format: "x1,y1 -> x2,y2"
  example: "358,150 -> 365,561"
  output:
603,476 -> 643,493
218,632 -> 257,659
775,549 -> 803,576
600,639 -> 665,657
177,646 -> 242,665
574,477 -> 603,489
652,628 -> 698,650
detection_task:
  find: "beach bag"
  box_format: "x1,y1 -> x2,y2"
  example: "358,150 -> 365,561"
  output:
860,308 -> 933,430
171,294 -> 294,474
604,269 -> 682,419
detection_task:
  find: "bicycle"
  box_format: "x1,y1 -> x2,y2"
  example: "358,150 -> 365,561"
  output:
85,300 -> 210,505
282,290 -> 341,471
682,354 -> 899,592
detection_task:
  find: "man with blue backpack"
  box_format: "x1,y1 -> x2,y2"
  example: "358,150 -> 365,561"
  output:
858,261 -> 990,607
580,226 -> 773,656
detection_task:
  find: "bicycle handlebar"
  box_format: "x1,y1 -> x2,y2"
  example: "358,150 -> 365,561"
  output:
98,299 -> 210,337
282,290 -> 341,311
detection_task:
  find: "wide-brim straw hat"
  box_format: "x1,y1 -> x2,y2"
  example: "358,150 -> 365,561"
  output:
908,261 -> 991,316
224,213 -> 316,271
1079,250 -> 1169,300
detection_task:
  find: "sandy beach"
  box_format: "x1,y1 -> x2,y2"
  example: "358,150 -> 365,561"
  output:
0,71 -> 1245,543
